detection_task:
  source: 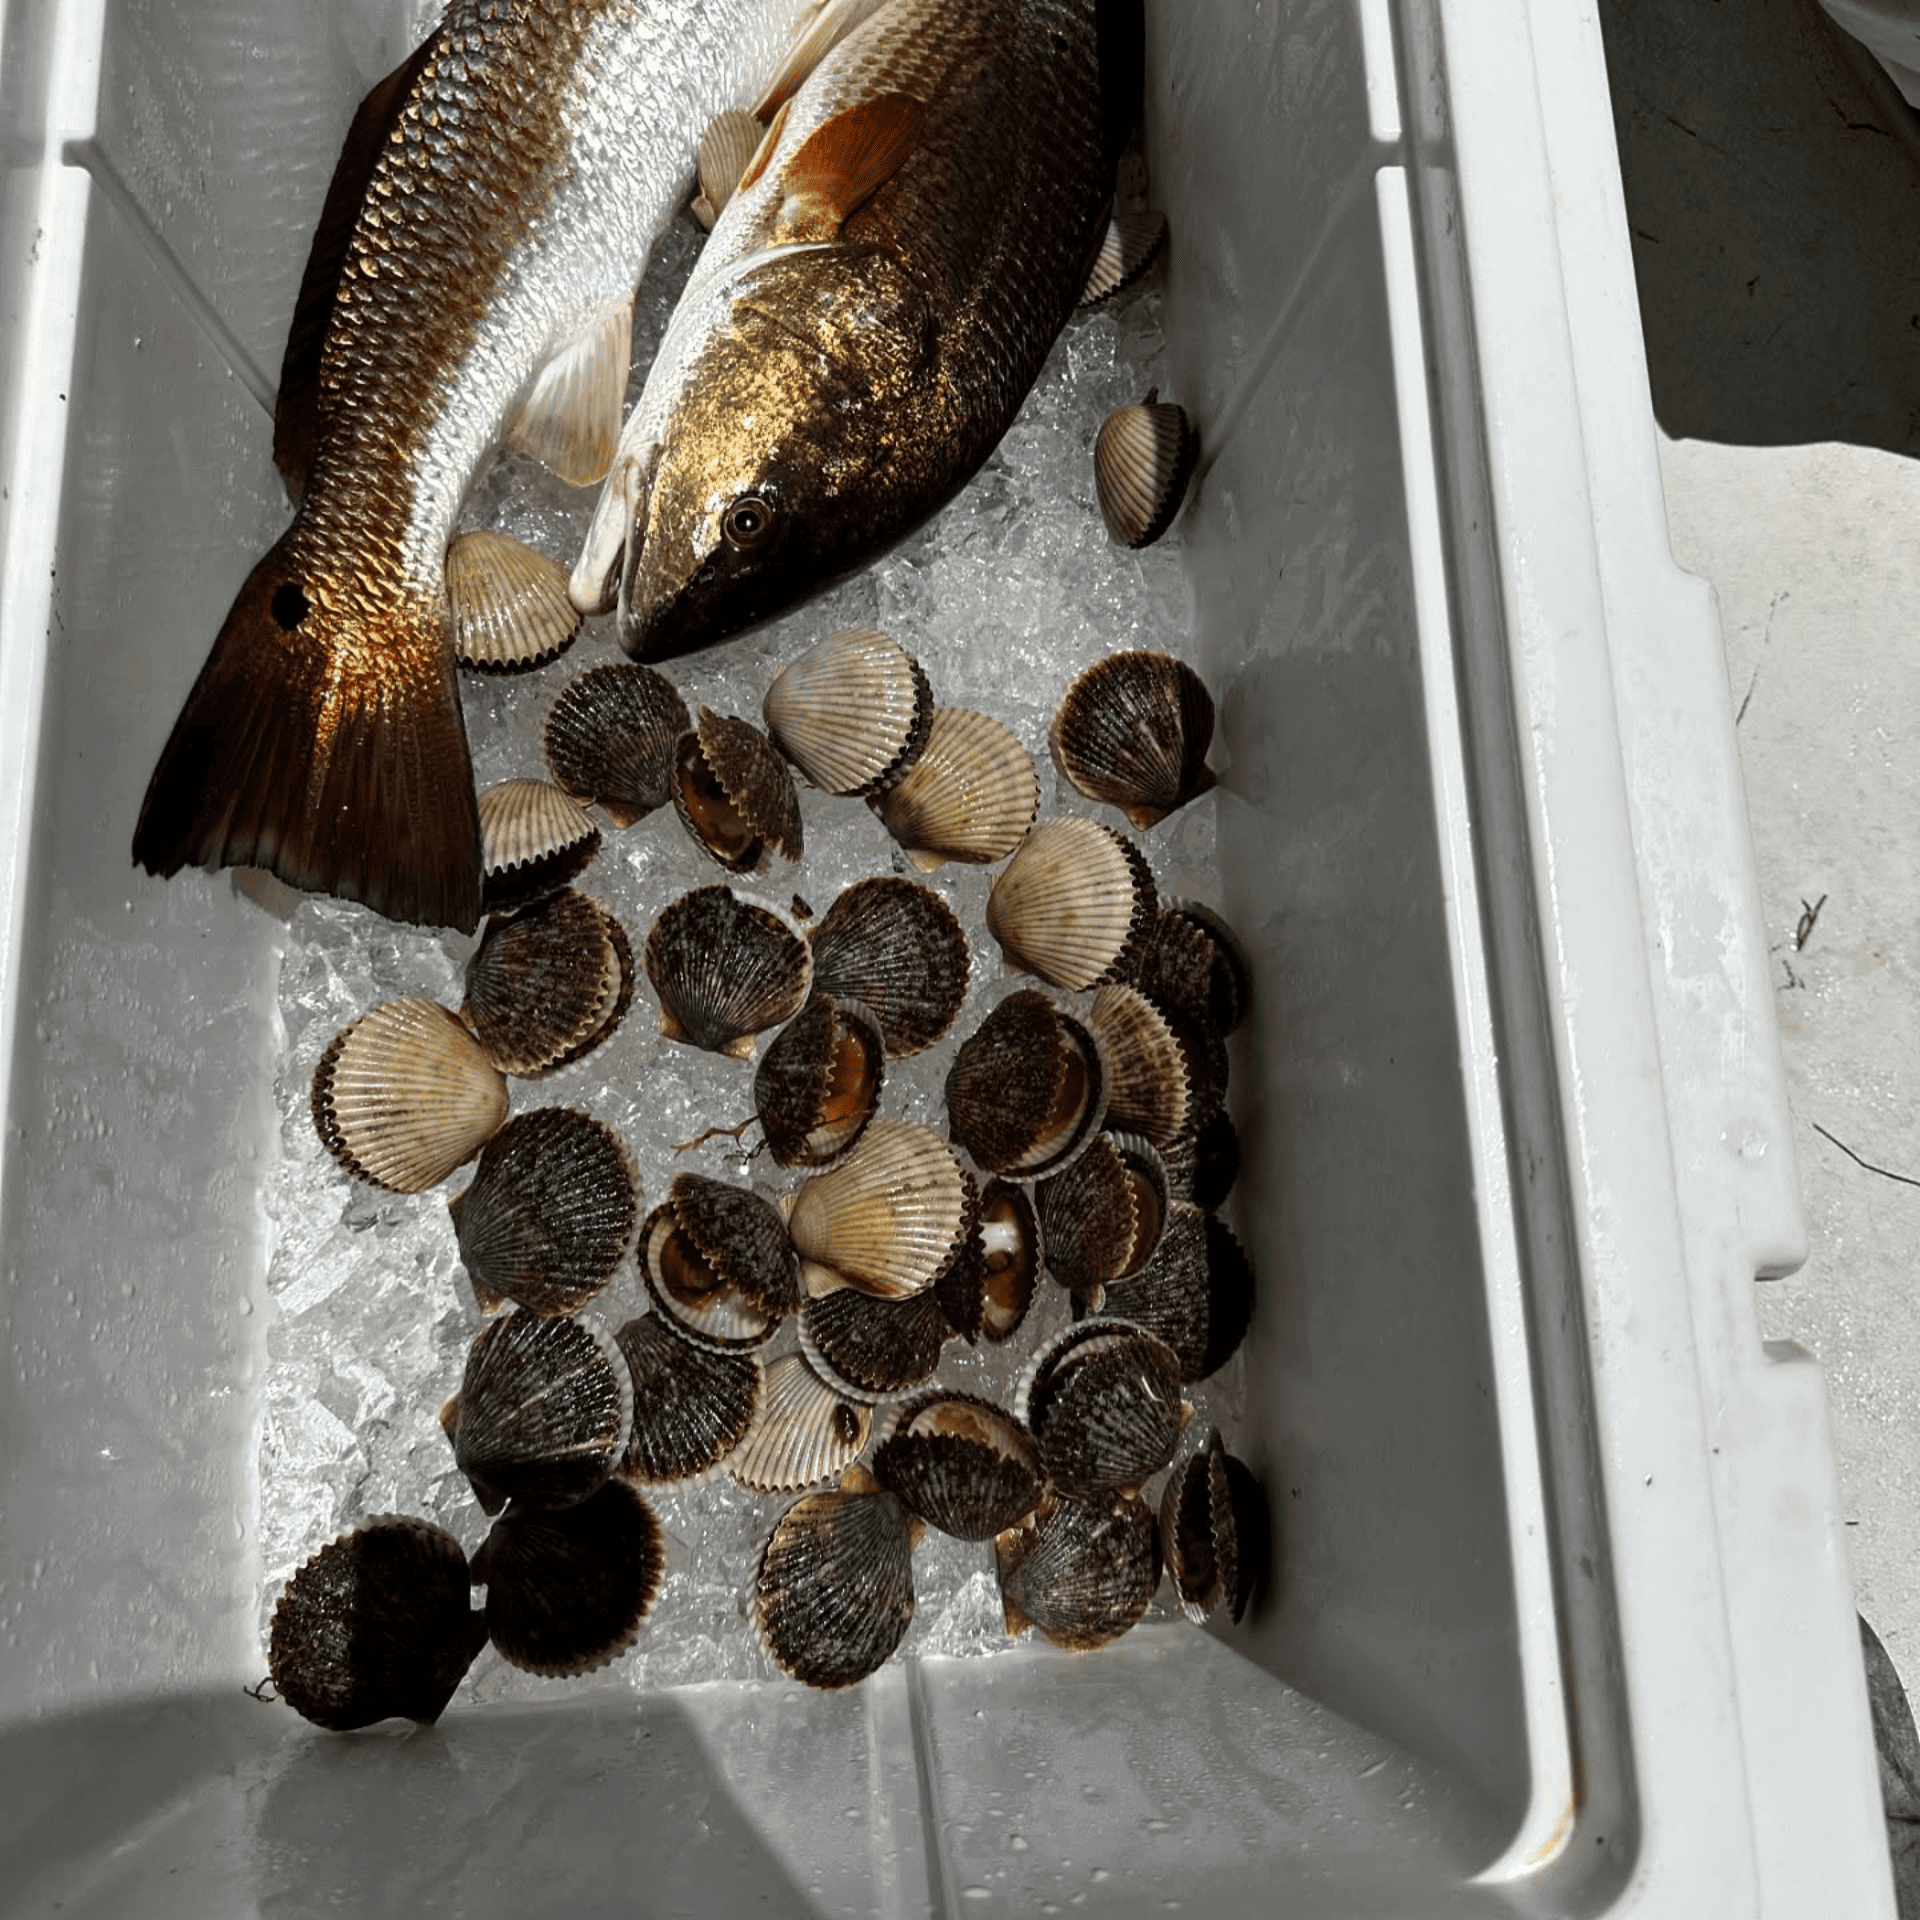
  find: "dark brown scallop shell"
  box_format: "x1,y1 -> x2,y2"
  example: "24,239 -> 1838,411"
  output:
644,885 -> 813,1059
1159,1428 -> 1270,1625
762,628 -> 934,797
640,1173 -> 800,1351
996,1488 -> 1161,1651
1036,1132 -> 1168,1299
754,994 -> 885,1168
543,662 -> 691,827
936,1177 -> 1042,1344
1093,395 -> 1198,550
1097,1206 -> 1255,1384
945,989 -> 1109,1178
471,1478 -> 666,1676
1017,1321 -> 1189,1498
478,777 -> 602,914
1159,1106 -> 1240,1210
986,817 -> 1158,992
462,888 -> 634,1076
798,1286 -> 951,1403
442,1310 -> 632,1515
1124,901 -> 1251,1038
616,1313 -> 763,1484
673,706 -> 803,873
873,1393 -> 1043,1540
268,1517 -> 488,1732
807,876 -> 972,1056
1049,651 -> 1216,831
447,1107 -> 639,1316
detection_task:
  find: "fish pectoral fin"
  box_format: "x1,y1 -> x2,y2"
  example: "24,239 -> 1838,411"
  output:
507,300 -> 633,487
447,529 -> 581,671
753,0 -> 898,120
571,438 -> 661,616
777,92 -> 924,243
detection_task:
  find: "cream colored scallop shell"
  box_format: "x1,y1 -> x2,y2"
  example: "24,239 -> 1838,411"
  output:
726,1353 -> 874,1494
762,628 -> 933,796
1094,396 -> 1197,549
868,707 -> 1038,871
986,816 -> 1157,991
477,777 -> 601,911
447,530 -> 580,671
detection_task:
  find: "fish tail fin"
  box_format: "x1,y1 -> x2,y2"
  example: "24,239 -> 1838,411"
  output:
132,539 -> 483,932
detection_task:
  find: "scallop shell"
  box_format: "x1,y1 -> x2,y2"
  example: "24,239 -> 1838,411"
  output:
1160,1005 -> 1230,1129
1036,1132 -> 1168,1299
1094,394 -> 1197,549
1084,982 -> 1189,1145
446,1107 -> 639,1315
944,989 -> 1109,1178
616,1313 -> 763,1484
1049,651 -> 1216,831
762,628 -> 934,796
1159,1429 -> 1269,1625
462,888 -> 634,1075
673,707 -> 803,873
640,1175 -> 799,1352
936,1177 -> 1042,1344
543,662 -> 691,827
995,1488 -> 1160,1651
753,1476 -> 917,1689
691,106 -> 765,228
754,994 -> 885,1168
268,1517 -> 488,1732
807,876 -> 971,1056
868,706 -> 1038,871
311,997 -> 509,1193
873,1393 -> 1043,1540
478,777 -> 602,914
1124,901 -> 1251,1037
442,1310 -> 633,1515
447,529 -> 581,671
471,1478 -> 666,1676
726,1353 -> 873,1494
644,884 -> 813,1060
986,817 -> 1158,992
1163,1106 -> 1240,1211
798,1286 -> 951,1402
786,1118 -> 975,1301
1097,1206 -> 1255,1384
1079,207 -> 1168,307
1017,1321 -> 1189,1499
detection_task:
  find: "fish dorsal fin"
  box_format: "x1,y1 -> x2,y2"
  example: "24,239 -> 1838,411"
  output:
752,0 -> 898,120
506,299 -> 634,487
274,28 -> 443,503
777,93 -> 924,243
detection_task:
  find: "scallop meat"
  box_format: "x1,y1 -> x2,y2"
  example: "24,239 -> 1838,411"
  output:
936,1177 -> 1041,1344
672,706 -> 802,873
753,994 -> 885,1168
640,1172 -> 801,1351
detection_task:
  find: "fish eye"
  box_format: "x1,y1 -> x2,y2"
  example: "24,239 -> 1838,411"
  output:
271,581 -> 311,631
721,495 -> 777,551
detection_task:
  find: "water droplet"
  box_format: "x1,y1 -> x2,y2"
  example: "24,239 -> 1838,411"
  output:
1144,1819 -> 1172,1834
1090,1869 -> 1112,1884
961,1891 -> 992,1905
1008,1834 -> 1030,1853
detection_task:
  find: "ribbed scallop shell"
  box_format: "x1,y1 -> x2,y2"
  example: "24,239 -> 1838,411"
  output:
1037,1132 -> 1168,1299
443,1310 -> 632,1515
543,662 -> 690,827
446,1107 -> 639,1315
616,1313 -> 763,1483
753,994 -> 885,1168
1079,207 -> 1167,307
644,885 -> 813,1059
995,1489 -> 1160,1650
1098,1206 -> 1255,1384
673,707 -> 803,873
1094,396 -> 1197,549
1124,901 -> 1251,1037
726,1354 -> 873,1494
1049,651 -> 1216,831
807,876 -> 971,1056
762,628 -> 934,796
478,777 -> 601,913
936,1177 -> 1042,1344
944,989 -> 1109,1178
1159,1107 -> 1240,1211
268,1517 -> 488,1732
472,1479 -> 665,1676
753,1478 -> 917,1688
311,997 -> 509,1193
787,1118 -> 974,1300
462,888 -> 633,1075
868,707 -> 1038,871
1084,982 -> 1190,1146
668,1171 -> 803,1319
642,1203 -> 775,1350
798,1286 -> 950,1402
873,1393 -> 1042,1540
1017,1321 -> 1189,1498
691,106 -> 765,228
447,529 -> 581,671
986,817 -> 1158,992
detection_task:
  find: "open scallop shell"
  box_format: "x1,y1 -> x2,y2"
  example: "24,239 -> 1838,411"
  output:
1079,207 -> 1168,308
762,628 -> 934,796
644,885 -> 813,1059
1016,1320 -> 1190,1499
936,1177 -> 1042,1344
462,887 -> 633,1075
1049,651 -> 1216,831
1097,1206 -> 1255,1384
944,989 -> 1109,1178
543,662 -> 691,827
726,1353 -> 874,1494
311,997 -> 509,1193
868,706 -> 1038,871
268,1517 -> 488,1732
995,1488 -> 1160,1650
873,1393 -> 1043,1540
691,106 -> 765,228
753,994 -> 885,1168
447,1107 -> 639,1316
798,1286 -> 951,1403
616,1313 -> 764,1484
986,817 -> 1158,992
640,1174 -> 798,1352
1036,1132 -> 1168,1300
1094,394 -> 1197,549
478,777 -> 602,914
672,707 -> 803,873
807,876 -> 971,1056
448,529 -> 581,672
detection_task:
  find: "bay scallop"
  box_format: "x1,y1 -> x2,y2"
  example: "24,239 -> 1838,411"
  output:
726,1353 -> 874,1494
1017,1321 -> 1190,1499
691,106 -> 765,228
762,628 -> 933,796
868,706 -> 1038,871
311,997 -> 509,1193
936,1177 -> 1042,1344
441,1310 -> 632,1515
753,1467 -> 918,1689
798,1285 -> 951,1403
1079,207 -> 1168,308
447,529 -> 581,672
1159,1428 -> 1269,1625
1084,982 -> 1190,1146
446,1107 -> 639,1316
1161,1106 -> 1240,1211
543,662 -> 690,827
1124,900 -> 1251,1037
873,1392 -> 1042,1540
754,994 -> 885,1168
944,989 -> 1109,1178
1096,1206 -> 1255,1384
1094,392 -> 1197,549
268,1516 -> 488,1732
615,1312 -> 763,1484
807,876 -> 971,1056
640,1173 -> 800,1351
462,887 -> 633,1075
478,777 -> 601,914
1049,651 -> 1216,831
673,706 -> 802,873
996,1488 -> 1160,1651
786,1118 -> 975,1301
644,884 -> 813,1059
986,817 -> 1158,992
471,1478 -> 666,1676
1036,1132 -> 1168,1300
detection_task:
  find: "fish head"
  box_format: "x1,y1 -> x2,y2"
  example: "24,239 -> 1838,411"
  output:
616,247 -> 939,661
